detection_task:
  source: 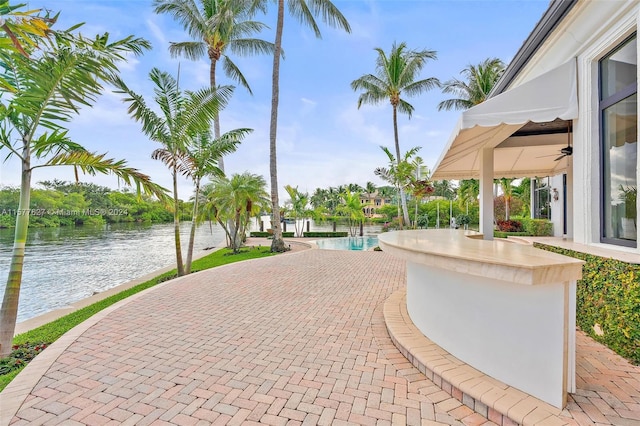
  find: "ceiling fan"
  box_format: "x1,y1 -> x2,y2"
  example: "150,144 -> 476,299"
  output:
555,124 -> 573,161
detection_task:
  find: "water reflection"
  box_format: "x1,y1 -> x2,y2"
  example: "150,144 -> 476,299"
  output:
0,222 -> 225,322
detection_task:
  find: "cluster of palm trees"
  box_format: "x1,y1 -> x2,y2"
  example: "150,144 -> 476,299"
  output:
153,0 -> 352,253
351,46 -> 508,229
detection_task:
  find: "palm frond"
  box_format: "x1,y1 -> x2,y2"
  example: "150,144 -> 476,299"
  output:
42,149 -> 169,200
169,40 -> 207,60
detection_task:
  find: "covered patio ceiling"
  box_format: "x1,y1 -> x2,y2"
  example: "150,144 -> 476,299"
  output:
431,60 -> 578,180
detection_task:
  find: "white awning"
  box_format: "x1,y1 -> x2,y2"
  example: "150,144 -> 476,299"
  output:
432,59 -> 578,180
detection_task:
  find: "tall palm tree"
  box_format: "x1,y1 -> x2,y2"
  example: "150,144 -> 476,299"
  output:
351,41 -> 439,227
458,179 -> 480,205
438,57 -> 505,111
179,128 -> 250,272
203,172 -> 269,252
253,0 -> 351,252
113,68 -> 233,277
154,0 -> 275,171
0,28 -> 163,358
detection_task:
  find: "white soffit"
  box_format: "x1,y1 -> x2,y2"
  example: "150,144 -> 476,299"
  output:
432,59 -> 578,180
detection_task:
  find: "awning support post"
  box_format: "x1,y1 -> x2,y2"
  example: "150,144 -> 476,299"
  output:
480,147 -> 494,240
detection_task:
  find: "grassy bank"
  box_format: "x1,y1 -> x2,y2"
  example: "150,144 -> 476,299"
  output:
0,246 -> 277,391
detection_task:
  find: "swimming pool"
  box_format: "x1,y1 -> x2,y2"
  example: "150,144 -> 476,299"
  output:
315,236 -> 379,251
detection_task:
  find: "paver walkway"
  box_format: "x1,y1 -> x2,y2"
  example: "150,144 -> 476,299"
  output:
1,248 -> 639,425
2,250 -> 488,425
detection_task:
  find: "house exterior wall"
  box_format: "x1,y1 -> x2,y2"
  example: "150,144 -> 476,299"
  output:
510,1 -> 640,251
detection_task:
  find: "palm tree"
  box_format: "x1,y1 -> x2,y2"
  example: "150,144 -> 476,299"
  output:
154,0 -> 275,171
438,57 -> 505,111
457,179 -> 480,208
203,172 -> 269,252
512,178 -> 531,217
337,188 -> 365,237
0,28 -> 163,358
113,68 -> 233,277
0,1 -> 57,90
284,184 -> 309,237
180,128 -> 250,272
351,41 -> 439,227
253,0 -> 351,252
374,145 -> 421,229
499,177 -> 514,220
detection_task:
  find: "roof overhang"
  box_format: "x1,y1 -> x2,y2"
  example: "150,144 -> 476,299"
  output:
432,59 -> 578,180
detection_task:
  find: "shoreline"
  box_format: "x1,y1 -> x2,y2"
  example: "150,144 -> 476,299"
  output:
14,243 -> 223,336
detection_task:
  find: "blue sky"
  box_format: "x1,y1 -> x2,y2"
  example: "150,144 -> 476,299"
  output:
0,0 -> 550,201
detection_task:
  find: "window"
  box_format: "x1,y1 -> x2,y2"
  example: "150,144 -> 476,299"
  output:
600,35 -> 637,247
533,177 -> 551,220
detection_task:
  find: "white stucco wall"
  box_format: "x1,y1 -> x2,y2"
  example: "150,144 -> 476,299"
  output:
511,1 -> 640,251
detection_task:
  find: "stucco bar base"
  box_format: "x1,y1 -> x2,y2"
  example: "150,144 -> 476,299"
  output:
378,230 -> 584,411
384,290 -> 572,426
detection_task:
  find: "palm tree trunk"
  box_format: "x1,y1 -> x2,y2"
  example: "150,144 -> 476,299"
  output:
185,179 -> 200,275
392,106 -> 410,227
269,0 -> 288,252
0,151 -> 31,357
172,170 -> 185,276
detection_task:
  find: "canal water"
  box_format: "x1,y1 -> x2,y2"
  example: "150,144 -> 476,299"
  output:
0,219 -> 383,323
0,222 -> 226,323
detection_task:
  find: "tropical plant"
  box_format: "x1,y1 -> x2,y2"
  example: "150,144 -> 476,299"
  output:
180,128 -> 250,272
113,68 -> 233,277
512,177 -> 531,217
253,0 -> 351,252
374,145 -> 421,229
337,188 -> 365,237
457,179 -> 479,206
351,41 -> 439,226
499,177 -> 514,220
0,26 -> 164,358
202,172 -> 269,252
154,0 -> 274,171
438,57 -> 505,111
0,2 -> 57,90
284,184 -> 309,237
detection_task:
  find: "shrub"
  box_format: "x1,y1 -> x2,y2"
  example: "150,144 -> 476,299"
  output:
496,220 -> 523,232
302,231 -> 348,237
519,217 -> 553,236
249,231 -> 294,237
534,243 -> 640,365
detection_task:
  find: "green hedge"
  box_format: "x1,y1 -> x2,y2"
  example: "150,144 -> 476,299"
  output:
520,218 -> 553,236
249,231 -> 294,237
303,231 -> 348,237
535,243 -> 640,365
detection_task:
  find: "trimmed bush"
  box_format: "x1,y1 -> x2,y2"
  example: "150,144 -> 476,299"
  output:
249,231 -> 294,237
520,217 -> 553,236
303,231 -> 348,237
534,243 -> 640,365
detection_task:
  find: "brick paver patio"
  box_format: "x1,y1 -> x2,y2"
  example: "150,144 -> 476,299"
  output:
1,247 -> 639,425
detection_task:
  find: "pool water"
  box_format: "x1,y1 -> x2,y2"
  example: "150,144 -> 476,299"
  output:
315,236 -> 379,251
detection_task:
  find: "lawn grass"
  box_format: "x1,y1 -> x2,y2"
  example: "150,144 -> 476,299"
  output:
0,246 -> 277,392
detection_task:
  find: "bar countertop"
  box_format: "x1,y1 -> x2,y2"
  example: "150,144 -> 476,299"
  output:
377,229 -> 584,285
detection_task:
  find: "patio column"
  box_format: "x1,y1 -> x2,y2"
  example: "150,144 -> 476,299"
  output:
479,147 -> 494,240
566,159 -> 574,238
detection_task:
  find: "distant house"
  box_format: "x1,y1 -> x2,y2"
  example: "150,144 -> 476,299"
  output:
360,191 -> 393,218
432,0 -> 639,254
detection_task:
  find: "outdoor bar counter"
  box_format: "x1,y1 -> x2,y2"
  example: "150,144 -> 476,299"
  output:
378,229 -> 584,408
